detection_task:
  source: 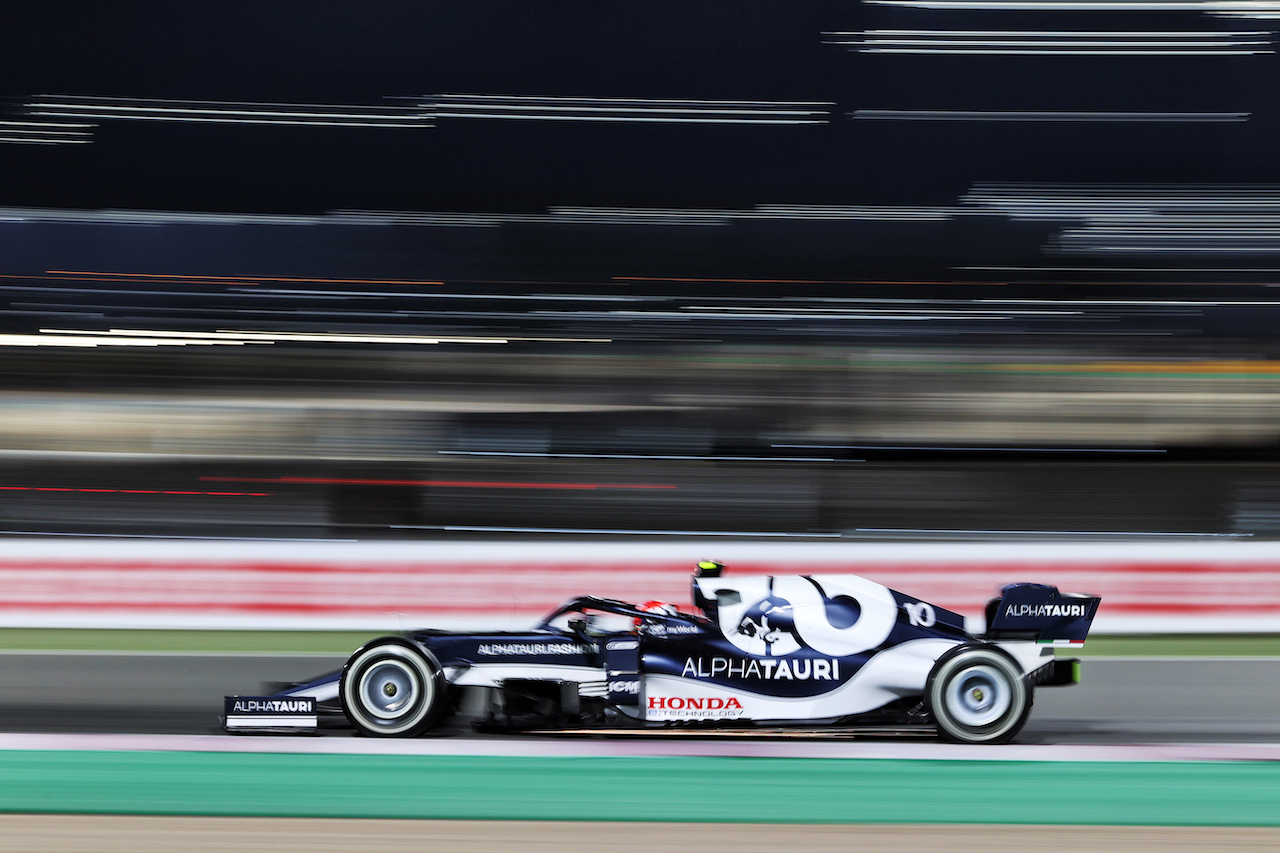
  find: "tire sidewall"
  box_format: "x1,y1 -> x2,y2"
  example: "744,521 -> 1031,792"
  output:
340,637 -> 445,737
926,643 -> 1031,744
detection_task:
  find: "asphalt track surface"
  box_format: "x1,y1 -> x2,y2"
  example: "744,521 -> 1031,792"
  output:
2,653 -> 1279,744
5,655 -> 1280,852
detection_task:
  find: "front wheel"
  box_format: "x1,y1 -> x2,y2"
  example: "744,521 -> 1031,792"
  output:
926,645 -> 1031,744
340,637 -> 445,737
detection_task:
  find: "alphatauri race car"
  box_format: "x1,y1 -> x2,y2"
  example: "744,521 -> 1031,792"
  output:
224,562 -> 1100,743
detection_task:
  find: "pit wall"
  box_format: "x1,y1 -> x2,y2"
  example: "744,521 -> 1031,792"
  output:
0,538 -> 1275,633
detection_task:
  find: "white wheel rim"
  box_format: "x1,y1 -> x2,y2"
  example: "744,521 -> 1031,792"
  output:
944,663 -> 1012,728
344,644 -> 436,733
358,658 -> 421,720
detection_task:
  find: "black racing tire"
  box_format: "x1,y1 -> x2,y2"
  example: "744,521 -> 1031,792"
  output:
926,644 -> 1031,745
339,637 -> 446,737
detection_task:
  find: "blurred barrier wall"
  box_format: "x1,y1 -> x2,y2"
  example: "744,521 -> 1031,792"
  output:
0,539 -> 1278,633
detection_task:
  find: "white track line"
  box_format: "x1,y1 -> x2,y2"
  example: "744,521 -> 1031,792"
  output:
1,733 -> 1279,762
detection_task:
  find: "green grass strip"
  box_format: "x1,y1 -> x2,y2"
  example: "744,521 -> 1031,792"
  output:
1074,634 -> 1280,657
2,752 -> 1279,825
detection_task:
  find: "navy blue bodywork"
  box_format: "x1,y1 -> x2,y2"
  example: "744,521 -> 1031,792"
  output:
227,576 -> 1097,733
987,583 -> 1102,644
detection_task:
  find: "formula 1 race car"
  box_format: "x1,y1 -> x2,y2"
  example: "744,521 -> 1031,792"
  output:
224,562 -> 1100,743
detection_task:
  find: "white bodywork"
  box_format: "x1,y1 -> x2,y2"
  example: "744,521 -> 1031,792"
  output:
294,573 -> 1051,725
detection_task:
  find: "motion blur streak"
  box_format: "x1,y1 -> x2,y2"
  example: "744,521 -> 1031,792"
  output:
855,48 -> 1267,54
0,120 -> 94,145
852,111 -> 1249,121
864,0 -> 1280,17
0,204 -> 968,228
0,334 -> 251,348
429,94 -> 831,125
11,184 -> 1280,240
0,208 -> 325,226
775,443 -> 1167,452
25,95 -> 428,128
404,526 -> 841,537
6,2 -> 1280,552
39,329 -> 517,346
438,451 -> 842,461
200,476 -> 678,490
0,486 -> 270,496
749,205 -> 956,220
966,184 -> 1280,214
44,272 -> 446,287
828,28 -> 1275,54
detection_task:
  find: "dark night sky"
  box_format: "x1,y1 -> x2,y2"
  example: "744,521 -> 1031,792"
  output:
6,2 -> 1271,208
3,2 -> 1279,290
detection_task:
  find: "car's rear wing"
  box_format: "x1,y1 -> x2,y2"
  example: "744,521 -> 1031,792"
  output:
985,583 -> 1101,647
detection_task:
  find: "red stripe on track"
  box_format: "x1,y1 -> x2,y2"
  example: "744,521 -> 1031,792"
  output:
0,600 -> 1272,615
0,601 -> 551,614
199,476 -> 677,490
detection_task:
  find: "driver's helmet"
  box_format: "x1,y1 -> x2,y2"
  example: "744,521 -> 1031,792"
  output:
634,599 -> 679,627
736,593 -> 797,645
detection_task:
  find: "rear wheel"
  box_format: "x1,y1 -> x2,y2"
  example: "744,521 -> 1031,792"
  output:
340,638 -> 444,737
926,645 -> 1030,744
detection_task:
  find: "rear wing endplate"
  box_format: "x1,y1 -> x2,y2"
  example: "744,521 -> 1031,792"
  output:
986,583 -> 1101,646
